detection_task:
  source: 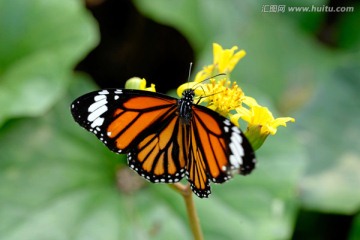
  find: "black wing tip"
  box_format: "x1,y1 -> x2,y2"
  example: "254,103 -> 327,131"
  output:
210,170 -> 233,184
236,130 -> 257,175
240,161 -> 256,175
190,184 -> 211,198
238,151 -> 256,176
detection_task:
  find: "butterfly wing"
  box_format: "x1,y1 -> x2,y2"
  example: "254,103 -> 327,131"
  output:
126,110 -> 188,183
71,89 -> 187,183
186,104 -> 256,198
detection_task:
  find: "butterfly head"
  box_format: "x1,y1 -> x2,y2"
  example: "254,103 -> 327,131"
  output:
182,88 -> 195,100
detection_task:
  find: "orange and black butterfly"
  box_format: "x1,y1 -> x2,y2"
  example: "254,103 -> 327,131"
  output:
70,88 -> 256,198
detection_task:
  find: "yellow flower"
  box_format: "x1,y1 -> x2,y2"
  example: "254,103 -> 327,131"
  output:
178,43 -> 247,116
125,77 -> 156,92
177,78 -> 248,118
194,43 -> 246,82
232,104 -> 295,150
241,105 -> 295,135
176,42 -> 295,151
199,78 -> 245,117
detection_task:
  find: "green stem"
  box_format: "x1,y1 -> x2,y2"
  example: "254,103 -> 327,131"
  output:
171,183 -> 204,240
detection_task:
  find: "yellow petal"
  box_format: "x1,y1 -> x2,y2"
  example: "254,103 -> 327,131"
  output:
229,113 -> 241,127
252,106 -> 274,125
145,83 -> 156,92
212,43 -> 246,73
272,117 -> 296,128
236,106 -> 252,123
228,50 -> 246,72
242,96 -> 259,107
213,43 -> 223,65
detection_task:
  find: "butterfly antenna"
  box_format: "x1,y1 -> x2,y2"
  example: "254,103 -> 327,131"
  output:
187,62 -> 193,82
192,73 -> 227,95
193,73 -> 227,104
192,73 -> 227,89
186,62 -> 193,90
195,89 -> 231,105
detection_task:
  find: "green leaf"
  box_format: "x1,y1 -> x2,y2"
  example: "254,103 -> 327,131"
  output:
338,8 -> 360,49
350,213 -> 360,240
296,64 -> 360,214
0,0 -> 98,126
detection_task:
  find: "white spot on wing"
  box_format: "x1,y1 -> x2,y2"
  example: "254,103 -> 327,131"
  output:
230,136 -> 244,157
94,95 -> 106,101
228,127 -> 245,168
88,99 -> 107,113
90,117 -> 104,128
231,128 -> 242,143
224,119 -> 231,126
229,155 -> 239,168
232,126 -> 240,134
99,90 -> 109,95
88,105 -> 108,121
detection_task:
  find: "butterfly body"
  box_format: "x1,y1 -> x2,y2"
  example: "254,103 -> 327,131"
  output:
71,88 -> 256,198
177,89 -> 194,125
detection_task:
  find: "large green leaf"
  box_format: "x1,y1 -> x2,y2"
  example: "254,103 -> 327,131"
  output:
0,0 -> 98,126
296,62 -> 360,214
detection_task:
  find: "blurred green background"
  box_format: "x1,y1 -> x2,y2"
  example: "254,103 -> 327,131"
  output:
0,0 -> 359,239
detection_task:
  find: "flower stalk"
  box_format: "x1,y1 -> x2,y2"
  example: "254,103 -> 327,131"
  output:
170,183 -> 204,240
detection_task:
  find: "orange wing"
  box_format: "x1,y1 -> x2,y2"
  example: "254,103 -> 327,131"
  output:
71,89 -> 188,183
126,107 -> 189,183
186,105 -> 256,198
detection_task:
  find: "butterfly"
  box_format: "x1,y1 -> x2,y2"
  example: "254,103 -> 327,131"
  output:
70,88 -> 256,198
